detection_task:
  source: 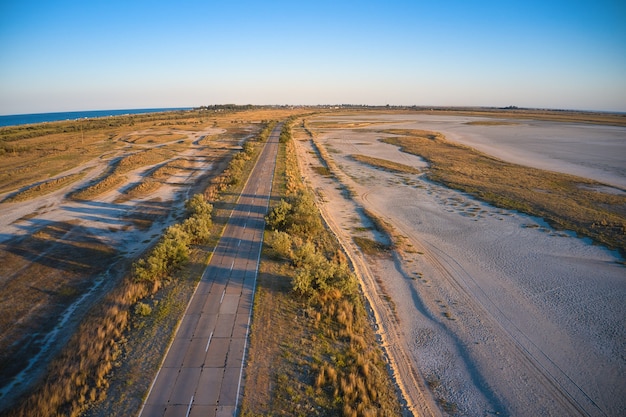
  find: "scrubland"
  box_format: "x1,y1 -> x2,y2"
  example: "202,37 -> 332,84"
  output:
2,107 -> 623,417
0,107 -> 302,416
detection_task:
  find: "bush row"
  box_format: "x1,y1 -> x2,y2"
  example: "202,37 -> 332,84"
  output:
132,194 -> 213,284
3,193 -> 212,417
259,119 -> 401,416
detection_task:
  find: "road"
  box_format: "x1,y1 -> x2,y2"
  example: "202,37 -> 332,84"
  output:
139,123 -> 282,417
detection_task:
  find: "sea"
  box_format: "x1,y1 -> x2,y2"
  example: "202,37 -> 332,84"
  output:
0,107 -> 192,128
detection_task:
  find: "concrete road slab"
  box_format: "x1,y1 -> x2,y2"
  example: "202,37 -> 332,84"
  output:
205,337 -> 229,367
215,405 -> 236,417
177,314 -> 200,339
138,403 -> 166,417
169,367 -> 201,405
162,338 -> 190,368
193,313 -> 217,338
213,314 -> 236,337
164,404 -> 191,417
219,294 -> 240,315
189,405 -> 217,417
144,367 -> 179,404
236,297 -> 252,316
186,289 -> 208,314
225,337 -> 246,368
218,367 -> 241,405
197,277 -> 214,292
183,337 -> 210,368
195,367 -> 224,405
225,281 -> 243,295
232,314 -> 250,338
202,290 -> 223,315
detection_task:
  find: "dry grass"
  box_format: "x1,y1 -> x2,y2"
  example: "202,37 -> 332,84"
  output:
382,129 -> 626,255
351,154 -> 421,175
2,171 -> 88,202
241,122 -> 401,417
352,236 -> 391,257
123,132 -> 187,144
0,108 -> 305,416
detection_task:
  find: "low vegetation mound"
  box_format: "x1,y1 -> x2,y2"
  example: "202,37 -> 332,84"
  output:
351,154 -> 421,175
382,129 -> 626,255
3,171 -> 88,203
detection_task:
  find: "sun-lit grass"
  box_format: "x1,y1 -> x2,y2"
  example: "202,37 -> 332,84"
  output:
351,154 -> 421,174
241,121 -> 401,417
3,170 -> 88,202
382,129 -> 626,255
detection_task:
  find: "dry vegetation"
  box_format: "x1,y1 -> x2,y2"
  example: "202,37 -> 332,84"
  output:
351,154 -> 421,175
381,129 -> 626,255
241,121 -> 401,417
0,107 -> 305,416
2,171 -> 88,202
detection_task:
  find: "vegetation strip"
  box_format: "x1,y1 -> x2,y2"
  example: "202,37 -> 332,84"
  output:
382,129 -> 626,255
241,120 -> 401,416
351,154 -> 421,175
2,171 -> 88,202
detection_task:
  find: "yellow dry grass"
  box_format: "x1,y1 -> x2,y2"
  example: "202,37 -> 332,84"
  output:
382,129 -> 626,254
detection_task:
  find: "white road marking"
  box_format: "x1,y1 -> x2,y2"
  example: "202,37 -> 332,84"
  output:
185,396 -> 194,417
205,331 -> 213,352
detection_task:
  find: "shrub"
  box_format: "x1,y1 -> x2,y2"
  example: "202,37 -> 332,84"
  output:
134,302 -> 152,316
267,230 -> 293,259
266,199 -> 292,231
185,193 -> 212,217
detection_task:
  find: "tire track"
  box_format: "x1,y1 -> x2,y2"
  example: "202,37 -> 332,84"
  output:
363,185 -> 606,417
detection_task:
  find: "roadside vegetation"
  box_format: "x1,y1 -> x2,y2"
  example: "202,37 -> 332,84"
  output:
0,109 -> 297,417
1,192 -> 213,417
382,129 -> 626,255
241,121 -> 401,417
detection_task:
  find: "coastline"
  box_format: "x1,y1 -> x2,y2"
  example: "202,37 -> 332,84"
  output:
0,107 -> 192,128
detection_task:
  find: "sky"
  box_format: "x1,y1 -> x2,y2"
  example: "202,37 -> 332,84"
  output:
1,0 -> 625,115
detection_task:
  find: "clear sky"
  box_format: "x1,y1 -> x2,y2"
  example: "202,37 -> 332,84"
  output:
1,0 -> 625,115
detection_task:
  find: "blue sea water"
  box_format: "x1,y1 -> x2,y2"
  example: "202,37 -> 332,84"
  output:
0,108 -> 192,127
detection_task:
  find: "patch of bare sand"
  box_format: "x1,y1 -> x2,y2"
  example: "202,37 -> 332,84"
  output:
298,118 -> 625,417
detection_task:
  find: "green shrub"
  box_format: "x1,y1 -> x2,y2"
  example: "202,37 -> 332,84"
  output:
266,199 -> 293,231
267,230 -> 293,259
134,302 -> 152,316
186,193 -> 213,216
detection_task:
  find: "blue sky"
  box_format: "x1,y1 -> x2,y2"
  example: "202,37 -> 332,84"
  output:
1,0 -> 625,114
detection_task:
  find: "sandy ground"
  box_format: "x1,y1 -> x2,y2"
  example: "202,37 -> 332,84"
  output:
0,126 -> 232,403
295,115 -> 625,417
331,113 -> 626,190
